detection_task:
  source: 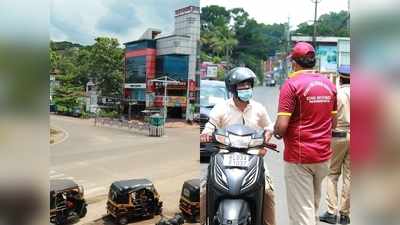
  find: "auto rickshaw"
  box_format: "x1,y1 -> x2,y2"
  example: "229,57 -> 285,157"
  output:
50,179 -> 87,225
179,179 -> 200,222
106,179 -> 163,225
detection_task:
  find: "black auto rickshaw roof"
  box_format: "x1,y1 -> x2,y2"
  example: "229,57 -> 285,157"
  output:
50,179 -> 79,194
183,179 -> 200,192
110,179 -> 154,193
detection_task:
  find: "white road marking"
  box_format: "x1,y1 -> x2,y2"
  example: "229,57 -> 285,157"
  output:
84,187 -> 106,196
49,172 -> 106,198
51,125 -> 70,146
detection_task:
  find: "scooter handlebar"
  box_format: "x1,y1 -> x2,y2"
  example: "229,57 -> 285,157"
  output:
262,143 -> 280,153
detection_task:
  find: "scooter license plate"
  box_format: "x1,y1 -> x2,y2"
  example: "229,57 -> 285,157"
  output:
223,154 -> 250,167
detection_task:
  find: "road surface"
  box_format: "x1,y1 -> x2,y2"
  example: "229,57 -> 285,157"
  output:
50,115 -> 199,225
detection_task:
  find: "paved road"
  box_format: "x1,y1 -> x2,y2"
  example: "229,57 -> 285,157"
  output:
50,115 -> 199,224
201,85 -> 333,225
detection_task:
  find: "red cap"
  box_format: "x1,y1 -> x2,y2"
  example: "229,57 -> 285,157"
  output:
288,42 -> 315,60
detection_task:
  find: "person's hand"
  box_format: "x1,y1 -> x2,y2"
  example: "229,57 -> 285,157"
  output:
264,131 -> 272,143
200,133 -> 212,143
259,147 -> 268,156
259,131 -> 273,156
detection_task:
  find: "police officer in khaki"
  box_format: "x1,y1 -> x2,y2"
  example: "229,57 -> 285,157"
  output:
320,65 -> 350,225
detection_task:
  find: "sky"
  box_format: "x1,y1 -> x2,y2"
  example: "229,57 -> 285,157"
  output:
50,0 -> 199,45
50,0 -> 348,45
201,0 -> 349,29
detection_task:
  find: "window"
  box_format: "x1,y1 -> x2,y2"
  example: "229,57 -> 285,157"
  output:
126,56 -> 146,83
125,40 -> 156,51
183,188 -> 190,198
156,55 -> 189,81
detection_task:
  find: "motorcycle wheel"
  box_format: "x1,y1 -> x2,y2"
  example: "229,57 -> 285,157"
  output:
54,217 -> 66,225
79,206 -> 87,218
118,216 -> 128,225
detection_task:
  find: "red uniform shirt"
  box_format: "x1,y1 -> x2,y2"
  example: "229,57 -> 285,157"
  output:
278,70 -> 337,163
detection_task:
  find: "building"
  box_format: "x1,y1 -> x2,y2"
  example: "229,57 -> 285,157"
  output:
85,80 -> 98,113
123,6 -> 200,119
49,69 -> 61,102
291,36 -> 350,73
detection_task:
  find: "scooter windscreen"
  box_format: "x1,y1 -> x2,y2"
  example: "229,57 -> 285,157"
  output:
213,124 -> 265,149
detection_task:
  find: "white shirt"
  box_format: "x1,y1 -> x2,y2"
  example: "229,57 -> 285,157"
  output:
202,98 -> 274,135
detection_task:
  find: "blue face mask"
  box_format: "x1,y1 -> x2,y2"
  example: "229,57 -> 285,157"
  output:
237,88 -> 253,102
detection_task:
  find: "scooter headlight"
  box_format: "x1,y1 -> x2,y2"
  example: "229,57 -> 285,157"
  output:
215,133 -> 230,146
228,134 -> 251,149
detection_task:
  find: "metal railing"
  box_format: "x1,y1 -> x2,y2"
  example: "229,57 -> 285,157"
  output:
94,117 -> 150,132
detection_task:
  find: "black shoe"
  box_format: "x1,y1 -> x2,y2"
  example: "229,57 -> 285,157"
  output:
319,211 -> 337,224
339,214 -> 350,224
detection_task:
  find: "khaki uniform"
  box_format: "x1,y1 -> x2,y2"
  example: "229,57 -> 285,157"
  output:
326,84 -> 351,215
201,98 -> 276,225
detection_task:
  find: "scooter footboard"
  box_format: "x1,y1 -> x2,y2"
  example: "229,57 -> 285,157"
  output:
216,199 -> 251,225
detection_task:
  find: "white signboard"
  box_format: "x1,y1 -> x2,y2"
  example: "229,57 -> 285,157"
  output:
206,65 -> 218,78
124,83 -> 146,89
317,45 -> 338,72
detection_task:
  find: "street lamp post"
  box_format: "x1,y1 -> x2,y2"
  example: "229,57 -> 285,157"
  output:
311,0 -> 322,48
164,76 -> 168,123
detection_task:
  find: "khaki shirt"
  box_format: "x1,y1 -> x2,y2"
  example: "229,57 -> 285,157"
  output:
336,84 -> 350,132
201,98 -> 273,135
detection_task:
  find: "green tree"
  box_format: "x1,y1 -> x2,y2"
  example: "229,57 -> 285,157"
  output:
201,6 -> 287,84
201,5 -> 231,29
296,10 -> 350,37
50,49 -> 60,71
88,37 -> 124,97
52,74 -> 84,113
50,37 -> 124,114
201,5 -> 238,64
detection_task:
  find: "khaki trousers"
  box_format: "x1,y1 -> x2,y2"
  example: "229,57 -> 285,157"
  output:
285,161 -> 330,225
326,135 -> 350,215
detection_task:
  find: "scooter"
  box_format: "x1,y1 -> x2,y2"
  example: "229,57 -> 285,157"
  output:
206,124 -> 278,225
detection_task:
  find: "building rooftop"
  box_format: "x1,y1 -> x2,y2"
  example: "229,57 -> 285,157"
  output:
123,39 -> 156,46
139,28 -> 162,40
155,34 -> 190,40
291,36 -> 350,43
175,5 -> 200,16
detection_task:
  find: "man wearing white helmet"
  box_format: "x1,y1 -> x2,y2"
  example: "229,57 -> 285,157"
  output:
200,67 -> 276,225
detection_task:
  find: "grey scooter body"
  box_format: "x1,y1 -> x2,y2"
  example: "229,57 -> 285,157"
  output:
206,125 -> 265,225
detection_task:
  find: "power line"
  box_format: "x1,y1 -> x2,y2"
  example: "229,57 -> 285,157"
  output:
311,0 -> 322,48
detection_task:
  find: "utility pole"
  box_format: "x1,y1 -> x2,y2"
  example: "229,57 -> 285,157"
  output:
283,16 -> 290,81
164,76 -> 168,124
311,0 -> 322,48
347,0 -> 350,32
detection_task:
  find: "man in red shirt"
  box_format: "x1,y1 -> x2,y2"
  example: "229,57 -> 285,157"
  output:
274,42 -> 337,225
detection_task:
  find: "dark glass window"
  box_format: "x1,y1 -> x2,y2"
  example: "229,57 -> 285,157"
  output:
126,56 -> 146,83
131,88 -> 146,102
125,40 -> 156,51
156,55 -> 189,81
